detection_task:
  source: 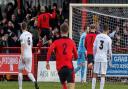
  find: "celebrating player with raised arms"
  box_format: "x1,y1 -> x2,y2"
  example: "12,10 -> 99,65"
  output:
18,22 -> 39,89
46,23 -> 78,89
92,24 -> 112,89
37,6 -> 56,45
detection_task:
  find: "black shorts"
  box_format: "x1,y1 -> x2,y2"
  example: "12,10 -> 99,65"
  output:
58,66 -> 75,84
87,54 -> 94,64
40,28 -> 51,40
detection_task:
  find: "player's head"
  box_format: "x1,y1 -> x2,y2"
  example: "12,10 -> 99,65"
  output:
40,6 -> 46,13
21,22 -> 27,31
103,24 -> 109,34
89,24 -> 96,32
60,23 -> 69,36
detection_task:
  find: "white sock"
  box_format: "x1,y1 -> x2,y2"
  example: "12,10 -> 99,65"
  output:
92,78 -> 96,89
100,77 -> 105,89
18,73 -> 23,89
28,73 -> 36,82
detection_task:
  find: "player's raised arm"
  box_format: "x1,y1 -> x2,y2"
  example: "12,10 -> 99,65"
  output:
37,15 -> 41,29
108,39 -> 112,60
50,9 -> 56,19
49,4 -> 57,19
46,42 -> 56,63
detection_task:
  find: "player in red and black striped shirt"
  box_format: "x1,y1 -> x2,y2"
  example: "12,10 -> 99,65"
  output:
37,6 -> 56,53
46,23 -> 78,89
85,24 -> 97,70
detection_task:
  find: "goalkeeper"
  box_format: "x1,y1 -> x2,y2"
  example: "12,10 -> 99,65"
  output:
74,27 -> 88,82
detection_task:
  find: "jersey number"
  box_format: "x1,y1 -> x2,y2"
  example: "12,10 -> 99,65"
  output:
62,43 -> 67,55
27,37 -> 31,45
43,16 -> 46,21
99,40 -> 104,50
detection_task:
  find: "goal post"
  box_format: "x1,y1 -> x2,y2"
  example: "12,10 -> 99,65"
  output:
69,3 -> 128,52
69,3 -> 128,82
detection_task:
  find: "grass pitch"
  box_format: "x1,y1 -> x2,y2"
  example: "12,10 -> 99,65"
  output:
0,81 -> 128,89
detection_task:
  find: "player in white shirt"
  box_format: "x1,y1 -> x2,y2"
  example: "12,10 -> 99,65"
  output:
92,24 -> 112,89
18,22 -> 39,89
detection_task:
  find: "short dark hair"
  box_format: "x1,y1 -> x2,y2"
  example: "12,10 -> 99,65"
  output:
60,23 -> 69,33
103,24 -> 109,32
21,22 -> 27,30
90,24 -> 96,29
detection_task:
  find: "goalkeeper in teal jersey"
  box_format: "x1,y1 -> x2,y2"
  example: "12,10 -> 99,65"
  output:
75,28 -> 88,82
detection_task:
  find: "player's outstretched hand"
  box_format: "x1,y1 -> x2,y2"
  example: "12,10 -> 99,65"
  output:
107,54 -> 113,68
46,63 -> 50,70
108,60 -> 113,68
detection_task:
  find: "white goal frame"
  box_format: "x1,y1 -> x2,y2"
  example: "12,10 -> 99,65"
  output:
69,4 -> 128,39
69,4 -> 128,77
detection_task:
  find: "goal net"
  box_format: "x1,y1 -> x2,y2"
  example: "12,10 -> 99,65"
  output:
70,4 -> 128,54
69,3 -> 128,87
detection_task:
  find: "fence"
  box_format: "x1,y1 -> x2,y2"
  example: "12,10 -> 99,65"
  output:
0,47 -> 48,81
0,47 -> 128,82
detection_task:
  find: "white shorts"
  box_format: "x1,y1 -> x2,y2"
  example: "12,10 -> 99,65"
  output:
93,62 -> 107,75
18,57 -> 32,73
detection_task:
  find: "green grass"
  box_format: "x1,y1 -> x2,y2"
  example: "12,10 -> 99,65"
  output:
0,81 -> 128,89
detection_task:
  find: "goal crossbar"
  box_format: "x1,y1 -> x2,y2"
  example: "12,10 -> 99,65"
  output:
69,4 -> 128,38
70,4 -> 128,7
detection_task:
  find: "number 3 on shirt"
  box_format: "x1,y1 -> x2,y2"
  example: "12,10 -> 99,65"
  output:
62,43 -> 67,55
99,40 -> 104,50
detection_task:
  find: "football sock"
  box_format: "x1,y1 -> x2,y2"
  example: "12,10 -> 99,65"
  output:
28,73 -> 36,82
67,83 -> 75,89
92,78 -> 96,89
74,65 -> 81,73
18,73 -> 23,89
62,83 -> 67,89
34,82 -> 39,89
100,77 -> 105,89
81,65 -> 85,81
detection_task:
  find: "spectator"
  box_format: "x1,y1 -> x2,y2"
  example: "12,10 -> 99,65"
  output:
16,9 -> 25,23
31,6 -> 38,17
29,17 -> 39,47
110,26 -> 121,47
121,21 -> 128,47
0,26 -> 8,47
50,3 -> 59,30
4,0 -> 17,21
57,7 -> 65,26
63,0 -> 70,19
10,14 -> 21,36
52,27 -> 60,42
6,21 -> 19,47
